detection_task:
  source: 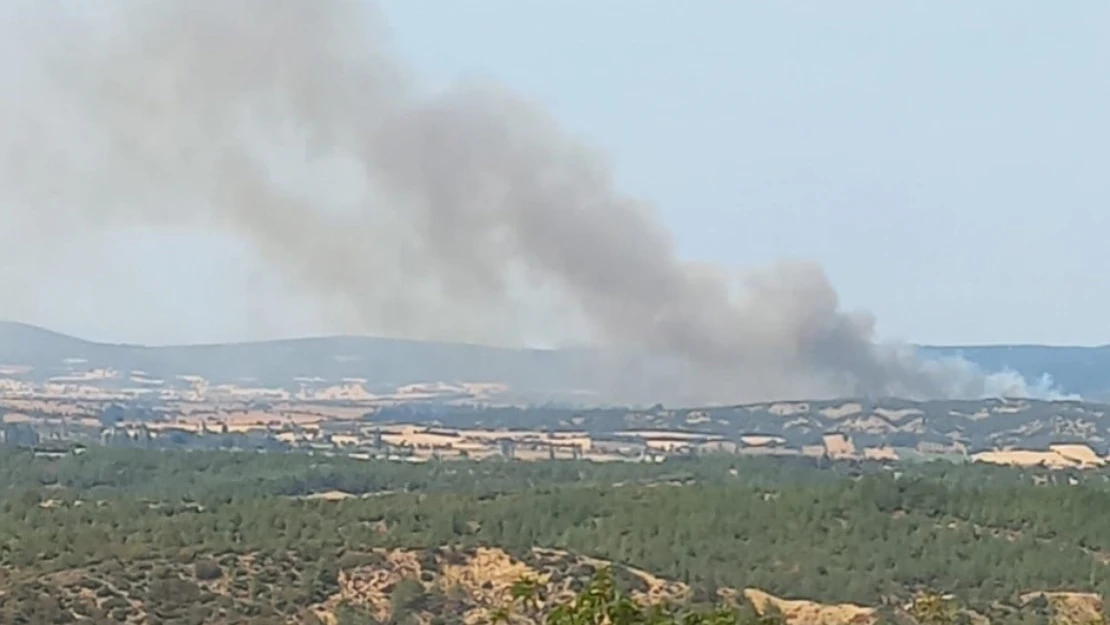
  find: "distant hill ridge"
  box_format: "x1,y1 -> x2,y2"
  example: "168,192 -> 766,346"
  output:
2,320 -> 1109,400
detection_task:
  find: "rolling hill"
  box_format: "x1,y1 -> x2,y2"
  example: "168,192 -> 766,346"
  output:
1,321 -> 1109,402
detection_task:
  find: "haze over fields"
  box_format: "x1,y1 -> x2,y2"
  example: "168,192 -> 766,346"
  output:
0,321 -> 1105,405
0,2 -> 1104,404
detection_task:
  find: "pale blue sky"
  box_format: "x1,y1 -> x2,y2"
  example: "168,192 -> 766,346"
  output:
372,1 -> 1109,346
7,1 -> 1109,347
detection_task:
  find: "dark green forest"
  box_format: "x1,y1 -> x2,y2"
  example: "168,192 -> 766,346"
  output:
3,447 -> 1110,623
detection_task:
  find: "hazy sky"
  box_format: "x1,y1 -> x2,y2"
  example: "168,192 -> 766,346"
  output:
5,1 -> 1109,347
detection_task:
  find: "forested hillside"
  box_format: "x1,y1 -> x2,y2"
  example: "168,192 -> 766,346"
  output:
3,448 -> 1110,623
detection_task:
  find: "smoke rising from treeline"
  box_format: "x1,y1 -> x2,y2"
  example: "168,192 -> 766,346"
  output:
0,1 -> 1064,404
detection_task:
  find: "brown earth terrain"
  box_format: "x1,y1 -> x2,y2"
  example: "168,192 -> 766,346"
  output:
5,356 -> 1110,468
3,545 -> 1102,625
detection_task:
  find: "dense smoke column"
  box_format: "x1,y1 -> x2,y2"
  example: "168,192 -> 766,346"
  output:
0,1 -> 1053,403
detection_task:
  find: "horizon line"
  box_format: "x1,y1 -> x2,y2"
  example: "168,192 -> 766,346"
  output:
3,319 -> 1109,352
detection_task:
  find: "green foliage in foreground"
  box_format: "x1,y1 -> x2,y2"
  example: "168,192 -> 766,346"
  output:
497,568 -> 779,625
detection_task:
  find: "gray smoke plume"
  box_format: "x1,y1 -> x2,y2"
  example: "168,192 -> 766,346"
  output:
0,1 -> 1064,404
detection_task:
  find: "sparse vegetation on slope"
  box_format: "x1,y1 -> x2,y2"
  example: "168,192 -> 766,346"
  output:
4,544 -> 1107,625
407,398 -> 1110,455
